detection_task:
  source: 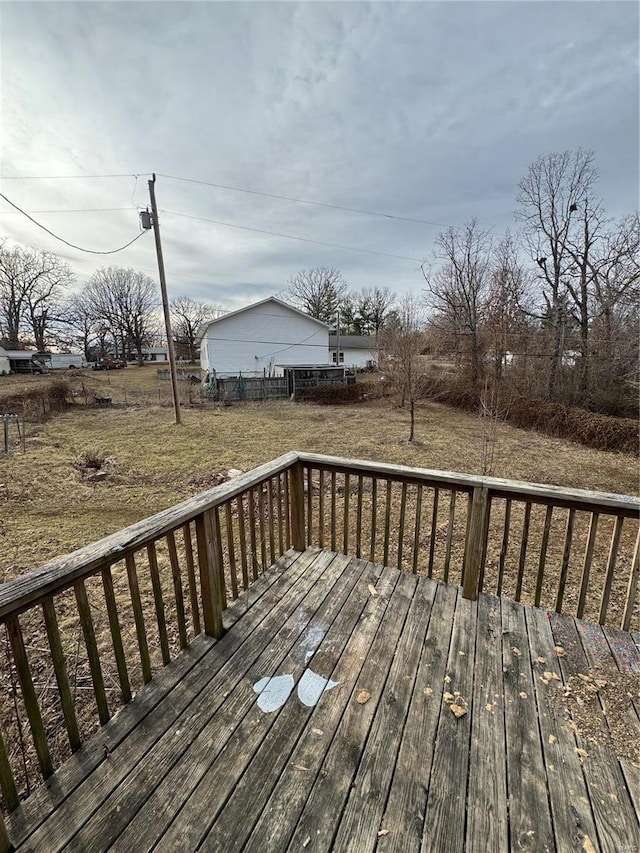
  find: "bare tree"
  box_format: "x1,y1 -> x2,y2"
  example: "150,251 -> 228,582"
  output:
170,296 -> 223,362
423,219 -> 492,385
340,286 -> 396,335
86,267 -> 159,365
516,149 -> 598,399
0,241 -> 73,349
378,294 -> 427,442
58,291 -> 99,361
283,267 -> 347,325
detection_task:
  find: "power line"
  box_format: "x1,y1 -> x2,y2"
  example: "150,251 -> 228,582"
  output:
0,173 -> 152,180
0,191 -> 148,255
160,209 -> 424,262
157,172 -> 447,227
0,207 -> 136,214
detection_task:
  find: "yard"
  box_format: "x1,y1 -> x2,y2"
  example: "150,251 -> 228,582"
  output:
0,366 -> 636,582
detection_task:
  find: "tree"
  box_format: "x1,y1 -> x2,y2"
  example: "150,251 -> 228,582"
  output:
339,287 -> 396,335
86,267 -> 158,365
170,296 -> 223,362
58,291 -> 99,361
378,294 -> 427,442
283,267 -> 347,325
0,241 -> 73,349
423,219 -> 492,385
516,149 -> 598,399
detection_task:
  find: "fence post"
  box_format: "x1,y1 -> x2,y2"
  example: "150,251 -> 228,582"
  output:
290,462 -> 307,551
195,509 -> 225,638
462,486 -> 490,601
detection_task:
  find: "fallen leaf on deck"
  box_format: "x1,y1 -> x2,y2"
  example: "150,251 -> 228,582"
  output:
378,829 -> 390,837
312,728 -> 324,735
486,703 -> 493,712
444,675 -> 452,684
543,671 -> 560,681
548,734 -> 557,744
450,702 -> 467,718
423,687 -> 433,696
291,764 -> 309,771
535,656 -> 546,664
512,647 -> 522,656
302,837 -> 311,848
443,692 -> 454,703
356,690 -> 371,704
575,747 -> 588,759
554,646 -> 566,656
518,691 -> 528,699
368,584 -> 378,597
582,835 -> 597,853
458,651 -> 465,656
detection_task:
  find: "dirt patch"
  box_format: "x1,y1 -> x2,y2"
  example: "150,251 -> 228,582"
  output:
552,664 -> 640,764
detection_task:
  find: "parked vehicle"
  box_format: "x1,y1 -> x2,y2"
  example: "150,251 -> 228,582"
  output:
48,353 -> 87,370
92,357 -> 127,371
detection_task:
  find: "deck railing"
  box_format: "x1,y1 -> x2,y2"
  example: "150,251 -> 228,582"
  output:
0,450 -> 638,844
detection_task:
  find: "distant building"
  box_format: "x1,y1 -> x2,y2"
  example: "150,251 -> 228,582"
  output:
135,347 -> 169,363
329,335 -> 377,370
198,297 -> 330,377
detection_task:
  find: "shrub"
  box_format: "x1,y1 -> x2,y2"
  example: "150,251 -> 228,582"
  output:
296,383 -> 367,405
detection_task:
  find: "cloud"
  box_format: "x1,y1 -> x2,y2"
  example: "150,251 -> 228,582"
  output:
1,1 -> 637,309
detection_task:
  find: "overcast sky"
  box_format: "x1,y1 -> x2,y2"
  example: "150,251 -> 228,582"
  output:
1,1 -> 638,311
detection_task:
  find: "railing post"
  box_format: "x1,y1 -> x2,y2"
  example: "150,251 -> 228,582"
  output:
462,486 -> 490,601
290,462 -> 307,552
0,811 -> 13,853
195,509 -> 225,639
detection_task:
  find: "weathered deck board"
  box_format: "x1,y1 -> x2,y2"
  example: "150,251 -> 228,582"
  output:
6,549 -> 639,853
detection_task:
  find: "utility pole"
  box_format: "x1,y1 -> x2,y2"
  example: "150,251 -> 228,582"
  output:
146,174 -> 182,425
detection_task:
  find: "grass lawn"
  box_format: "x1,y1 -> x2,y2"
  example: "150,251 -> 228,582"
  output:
0,373 -> 636,580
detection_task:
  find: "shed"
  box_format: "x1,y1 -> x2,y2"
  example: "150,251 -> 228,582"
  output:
329,334 -> 377,369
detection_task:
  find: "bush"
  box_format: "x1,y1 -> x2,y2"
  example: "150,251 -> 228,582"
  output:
422,378 -> 638,455
296,383 -> 367,405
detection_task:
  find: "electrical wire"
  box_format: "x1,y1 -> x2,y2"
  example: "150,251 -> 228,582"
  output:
0,191 -> 148,255
0,173 -> 152,180
157,172 -> 447,227
160,209 -> 424,262
0,207 -> 137,214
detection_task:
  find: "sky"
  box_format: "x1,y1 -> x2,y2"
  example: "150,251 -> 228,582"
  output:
0,0 -> 638,311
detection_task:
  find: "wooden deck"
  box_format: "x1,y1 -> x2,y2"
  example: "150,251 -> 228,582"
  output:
6,548 -> 640,852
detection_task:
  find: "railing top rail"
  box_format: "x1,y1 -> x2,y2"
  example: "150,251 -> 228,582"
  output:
0,451 -> 298,621
296,452 -> 640,515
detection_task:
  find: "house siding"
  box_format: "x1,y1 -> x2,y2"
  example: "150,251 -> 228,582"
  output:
201,300 -> 329,376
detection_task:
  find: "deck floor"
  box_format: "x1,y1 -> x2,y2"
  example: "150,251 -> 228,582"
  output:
7,548 -> 640,852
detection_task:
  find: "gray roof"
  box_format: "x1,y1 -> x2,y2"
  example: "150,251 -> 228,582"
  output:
328,335 -> 376,349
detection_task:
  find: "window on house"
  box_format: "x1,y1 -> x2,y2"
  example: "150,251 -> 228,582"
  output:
332,351 -> 344,364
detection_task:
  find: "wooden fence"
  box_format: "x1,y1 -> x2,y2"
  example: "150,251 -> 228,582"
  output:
0,451 -> 638,845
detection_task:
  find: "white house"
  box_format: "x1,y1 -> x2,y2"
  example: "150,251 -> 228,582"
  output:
198,297 -> 330,377
329,335 -> 377,370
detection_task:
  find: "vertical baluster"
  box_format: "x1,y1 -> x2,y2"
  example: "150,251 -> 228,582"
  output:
126,554 -> 152,682
289,462 -> 306,551
0,809 -> 12,853
258,484 -> 267,572
277,473 -> 285,556
236,494 -> 249,589
284,471 -> 291,549
343,473 -> 351,554
183,523 -> 201,635
534,506 -> 554,607
462,492 -> 474,582
555,508 -> 576,613
462,486 -> 490,601
306,467 -> 313,544
496,499 -> 511,597
383,480 -> 392,566
41,598 -> 81,750
100,566 -> 132,702
443,490 -> 457,583
223,503 -> 239,600
412,485 -> 423,574
428,488 -> 439,578
6,615 -> 53,778
0,719 -> 19,812
318,469 -> 325,549
397,482 -> 408,570
515,502 -> 532,601
248,488 -> 258,580
166,531 -> 189,648
370,478 -> 377,563
147,542 -> 170,665
330,471 -> 337,551
356,475 -> 364,559
622,528 -> 640,631
74,580 -> 110,725
577,512 -> 599,620
598,515 -> 624,625
267,479 -> 276,565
